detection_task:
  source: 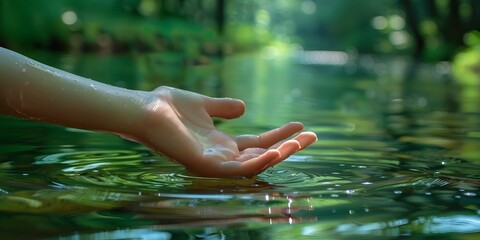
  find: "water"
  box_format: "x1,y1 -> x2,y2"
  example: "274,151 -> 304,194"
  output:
1,51 -> 480,239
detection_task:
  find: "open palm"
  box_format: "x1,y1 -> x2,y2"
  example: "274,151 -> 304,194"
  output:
140,87 -> 317,177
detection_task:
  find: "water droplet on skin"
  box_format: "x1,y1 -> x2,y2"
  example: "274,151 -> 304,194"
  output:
21,68 -> 26,73
89,83 -> 96,90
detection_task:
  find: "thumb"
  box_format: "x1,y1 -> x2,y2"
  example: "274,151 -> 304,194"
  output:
204,97 -> 245,119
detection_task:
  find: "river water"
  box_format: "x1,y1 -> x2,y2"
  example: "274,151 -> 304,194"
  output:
0,51 -> 479,239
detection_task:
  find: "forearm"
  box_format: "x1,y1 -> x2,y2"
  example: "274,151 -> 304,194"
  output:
0,47 -> 149,137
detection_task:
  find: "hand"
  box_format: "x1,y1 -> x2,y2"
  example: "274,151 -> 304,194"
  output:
137,86 -> 317,177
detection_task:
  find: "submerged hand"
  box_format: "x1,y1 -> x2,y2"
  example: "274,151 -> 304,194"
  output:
138,86 -> 317,177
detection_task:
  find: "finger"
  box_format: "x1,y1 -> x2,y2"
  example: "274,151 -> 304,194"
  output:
236,122 -> 304,150
266,132 -> 317,168
269,140 -> 301,167
269,131 -> 318,149
296,131 -> 318,150
277,139 -> 301,155
215,149 -> 281,177
204,97 -> 245,119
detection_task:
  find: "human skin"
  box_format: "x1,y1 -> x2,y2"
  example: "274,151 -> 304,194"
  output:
0,47 -> 317,177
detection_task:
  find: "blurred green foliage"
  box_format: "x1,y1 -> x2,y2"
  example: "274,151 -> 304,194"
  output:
452,30 -> 480,113
0,0 -> 478,63
453,31 -> 480,86
0,0 -> 226,63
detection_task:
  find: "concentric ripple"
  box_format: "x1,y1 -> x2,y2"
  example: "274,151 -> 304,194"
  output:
35,150 -> 147,165
36,150 -> 187,191
34,150 -> 341,193
257,168 -> 327,189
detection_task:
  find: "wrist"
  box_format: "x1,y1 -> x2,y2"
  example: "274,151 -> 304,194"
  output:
132,86 -> 178,149
109,89 -> 157,141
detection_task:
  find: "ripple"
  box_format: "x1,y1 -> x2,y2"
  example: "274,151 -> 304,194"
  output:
46,170 -> 190,191
136,172 -> 192,189
36,150 -> 187,191
36,149 -> 348,193
259,168 -> 316,184
257,168 -> 331,190
35,150 -> 147,165
139,168 -> 331,193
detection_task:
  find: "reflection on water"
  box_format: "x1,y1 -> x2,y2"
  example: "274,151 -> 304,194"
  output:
0,52 -> 480,239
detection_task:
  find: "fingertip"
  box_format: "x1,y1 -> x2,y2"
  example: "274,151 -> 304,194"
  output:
234,98 -> 246,106
290,121 -> 304,127
303,131 -> 318,141
296,131 -> 318,149
286,122 -> 304,132
232,98 -> 246,117
228,98 -> 246,118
